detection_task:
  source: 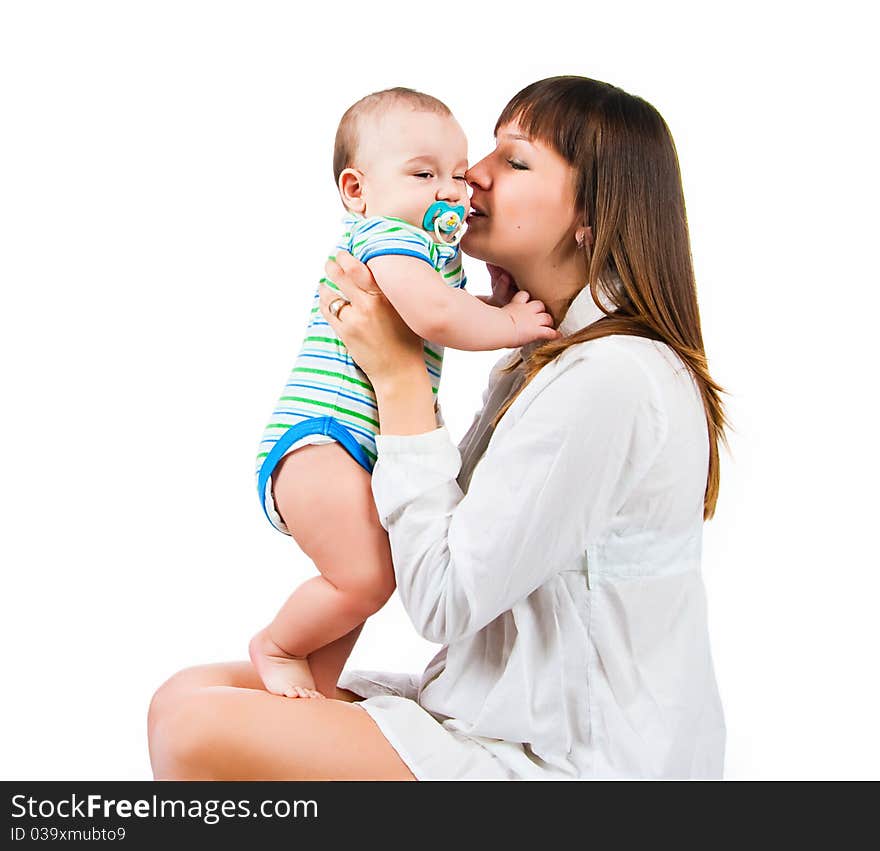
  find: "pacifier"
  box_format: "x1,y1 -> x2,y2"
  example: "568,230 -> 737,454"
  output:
422,200 -> 467,246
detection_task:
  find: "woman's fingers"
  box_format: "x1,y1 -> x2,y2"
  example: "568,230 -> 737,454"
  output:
486,263 -> 510,285
318,278 -> 353,331
322,250 -> 382,308
323,256 -> 353,302
486,262 -> 517,290
334,250 -> 382,295
318,280 -> 337,326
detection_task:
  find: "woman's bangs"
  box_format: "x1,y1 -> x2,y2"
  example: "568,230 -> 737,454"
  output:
494,96 -> 580,165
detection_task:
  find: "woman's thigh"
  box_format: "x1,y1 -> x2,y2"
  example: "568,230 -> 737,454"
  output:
149,661 -> 415,780
150,659 -> 361,705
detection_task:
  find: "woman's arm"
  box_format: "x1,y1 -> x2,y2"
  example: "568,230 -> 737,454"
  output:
370,345 -> 667,645
316,257 -> 663,646
373,362 -> 438,437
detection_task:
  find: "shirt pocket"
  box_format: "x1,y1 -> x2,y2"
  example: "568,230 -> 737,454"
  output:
560,551 -> 591,591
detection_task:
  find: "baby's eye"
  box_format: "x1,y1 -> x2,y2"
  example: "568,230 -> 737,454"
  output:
454,175 -> 467,181
414,172 -> 434,179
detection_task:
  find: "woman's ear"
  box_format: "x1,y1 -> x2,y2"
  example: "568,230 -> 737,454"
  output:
338,168 -> 366,214
575,225 -> 593,249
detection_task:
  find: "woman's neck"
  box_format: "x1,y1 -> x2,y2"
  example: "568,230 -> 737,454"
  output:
511,256 -> 586,328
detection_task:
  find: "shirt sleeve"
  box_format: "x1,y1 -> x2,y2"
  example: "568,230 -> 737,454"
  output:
370,344 -> 669,645
350,216 -> 444,269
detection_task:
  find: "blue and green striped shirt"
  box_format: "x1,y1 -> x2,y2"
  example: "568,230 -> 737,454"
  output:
256,212 -> 467,475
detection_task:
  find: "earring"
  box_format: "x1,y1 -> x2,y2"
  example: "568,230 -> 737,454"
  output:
576,232 -> 585,249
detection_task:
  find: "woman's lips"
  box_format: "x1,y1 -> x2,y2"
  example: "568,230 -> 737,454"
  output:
466,208 -> 486,221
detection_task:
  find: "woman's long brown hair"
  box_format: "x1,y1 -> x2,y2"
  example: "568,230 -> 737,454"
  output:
490,76 -> 727,519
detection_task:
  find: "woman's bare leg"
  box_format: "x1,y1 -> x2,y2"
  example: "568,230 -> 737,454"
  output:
249,443 -> 395,698
148,659 -> 360,713
147,660 -> 414,780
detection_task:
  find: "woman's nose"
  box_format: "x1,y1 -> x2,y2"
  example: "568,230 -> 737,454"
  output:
465,160 -> 489,190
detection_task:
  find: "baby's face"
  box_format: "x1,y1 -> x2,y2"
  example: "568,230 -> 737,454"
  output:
353,108 -> 470,228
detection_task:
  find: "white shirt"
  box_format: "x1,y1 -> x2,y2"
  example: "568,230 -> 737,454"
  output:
338,284 -> 726,779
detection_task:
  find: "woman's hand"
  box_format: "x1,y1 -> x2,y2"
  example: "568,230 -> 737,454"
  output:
484,263 -> 520,308
319,250 -> 425,388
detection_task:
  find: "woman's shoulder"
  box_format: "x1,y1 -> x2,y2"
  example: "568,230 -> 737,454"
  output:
524,334 -> 662,388
554,334 -> 693,394
557,332 -> 673,364
511,334 -> 699,437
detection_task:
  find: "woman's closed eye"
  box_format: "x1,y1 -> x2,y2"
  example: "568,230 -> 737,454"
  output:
507,158 -> 528,170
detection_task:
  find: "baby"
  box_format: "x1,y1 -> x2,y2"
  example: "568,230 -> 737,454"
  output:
250,87 -> 555,698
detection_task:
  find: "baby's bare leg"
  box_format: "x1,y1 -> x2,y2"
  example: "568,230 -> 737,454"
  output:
250,443 -> 395,699
308,622 -> 365,699
271,443 -> 396,652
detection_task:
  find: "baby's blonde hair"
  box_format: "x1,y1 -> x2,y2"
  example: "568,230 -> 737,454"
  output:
332,87 -> 452,183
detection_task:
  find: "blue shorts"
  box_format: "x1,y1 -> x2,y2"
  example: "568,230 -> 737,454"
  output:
255,415 -> 376,535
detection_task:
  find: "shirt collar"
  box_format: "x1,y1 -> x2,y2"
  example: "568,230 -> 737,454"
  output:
557,283 -> 610,337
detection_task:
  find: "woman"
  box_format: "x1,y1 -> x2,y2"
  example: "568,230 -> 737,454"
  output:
147,75 -> 727,780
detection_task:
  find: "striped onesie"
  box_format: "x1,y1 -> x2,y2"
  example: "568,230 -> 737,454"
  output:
256,212 -> 467,534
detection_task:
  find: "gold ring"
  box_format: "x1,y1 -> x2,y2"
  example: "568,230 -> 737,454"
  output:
329,297 -> 350,318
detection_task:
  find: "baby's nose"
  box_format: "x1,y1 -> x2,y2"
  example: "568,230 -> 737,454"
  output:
437,177 -> 464,203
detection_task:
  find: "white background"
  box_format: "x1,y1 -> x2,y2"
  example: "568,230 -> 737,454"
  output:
1,0 -> 877,780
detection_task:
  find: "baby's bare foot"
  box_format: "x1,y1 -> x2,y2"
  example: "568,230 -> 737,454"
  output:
248,628 -> 325,699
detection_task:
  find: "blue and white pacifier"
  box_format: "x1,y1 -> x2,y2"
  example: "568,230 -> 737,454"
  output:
422,200 -> 467,246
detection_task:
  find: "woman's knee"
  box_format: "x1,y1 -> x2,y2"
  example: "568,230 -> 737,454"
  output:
148,689 -> 216,780
147,665 -> 210,742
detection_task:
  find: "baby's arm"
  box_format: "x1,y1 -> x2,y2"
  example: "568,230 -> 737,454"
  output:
367,255 -> 547,351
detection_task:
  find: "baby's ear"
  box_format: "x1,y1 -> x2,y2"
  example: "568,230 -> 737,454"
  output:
338,168 -> 366,214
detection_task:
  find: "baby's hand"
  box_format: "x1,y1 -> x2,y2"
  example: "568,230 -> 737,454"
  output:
500,291 -> 561,347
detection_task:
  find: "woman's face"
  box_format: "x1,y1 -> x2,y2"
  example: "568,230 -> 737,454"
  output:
460,120 -> 580,274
